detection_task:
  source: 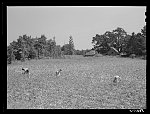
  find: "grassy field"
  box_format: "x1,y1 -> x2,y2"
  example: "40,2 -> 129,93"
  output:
7,55 -> 146,109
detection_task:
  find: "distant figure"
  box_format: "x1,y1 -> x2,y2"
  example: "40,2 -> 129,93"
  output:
113,75 -> 121,84
56,69 -> 62,77
22,67 -> 29,75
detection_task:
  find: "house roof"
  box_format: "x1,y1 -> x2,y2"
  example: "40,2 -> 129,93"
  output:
85,50 -> 96,55
120,52 -> 127,55
110,47 -> 119,53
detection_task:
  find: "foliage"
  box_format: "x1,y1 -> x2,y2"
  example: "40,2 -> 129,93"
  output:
126,32 -> 146,56
75,50 -> 85,55
61,35 -> 75,55
69,35 -> 75,55
7,25 -> 146,64
61,44 -> 71,55
7,35 -> 65,64
92,26 -> 146,57
92,34 -> 110,54
141,25 -> 146,38
7,34 -> 78,64
112,27 -> 127,53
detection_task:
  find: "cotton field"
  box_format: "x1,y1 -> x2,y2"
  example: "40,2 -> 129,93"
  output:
7,56 -> 146,109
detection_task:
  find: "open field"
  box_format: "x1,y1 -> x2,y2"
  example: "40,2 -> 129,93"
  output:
7,56 -> 146,109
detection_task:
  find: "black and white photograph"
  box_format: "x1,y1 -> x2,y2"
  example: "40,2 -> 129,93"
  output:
7,6 -> 146,109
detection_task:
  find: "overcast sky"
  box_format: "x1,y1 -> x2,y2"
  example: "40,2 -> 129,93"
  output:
7,6 -> 146,50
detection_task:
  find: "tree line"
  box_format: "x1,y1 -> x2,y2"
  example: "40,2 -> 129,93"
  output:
92,25 -> 146,57
7,35 -> 76,64
7,25 -> 146,64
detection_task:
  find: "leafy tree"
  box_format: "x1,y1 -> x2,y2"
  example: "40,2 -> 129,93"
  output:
27,38 -> 37,59
28,46 -> 37,59
47,36 -> 62,59
61,35 -> 75,55
9,41 -> 19,51
126,32 -> 142,55
45,39 -> 53,57
7,45 -> 13,64
54,45 -> 62,58
17,35 -> 27,61
69,35 -> 75,55
92,34 -> 110,54
9,41 -> 21,61
16,35 -> 38,60
61,44 -> 71,55
8,37 -> 25,62
126,32 -> 136,54
7,34 -> 65,61
141,25 -> 146,38
112,27 -> 127,53
92,34 -> 102,48
141,25 -> 146,52
92,27 -> 131,55
34,41 -> 42,59
75,49 -> 84,55
32,35 -> 47,59
38,35 -> 47,57
122,34 -> 131,53
51,36 -> 57,58
125,25 -> 146,56
135,32 -> 146,55
38,35 -> 47,45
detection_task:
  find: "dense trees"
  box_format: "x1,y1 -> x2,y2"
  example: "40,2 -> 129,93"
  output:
7,34 -> 77,64
92,26 -> 146,57
124,26 -> 146,56
69,35 -> 75,55
7,25 -> 146,64
112,27 -> 127,53
61,35 -> 75,55
92,27 -> 128,54
7,35 -> 61,63
61,44 -> 71,55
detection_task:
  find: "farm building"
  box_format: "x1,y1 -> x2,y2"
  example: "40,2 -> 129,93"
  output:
106,47 -> 119,56
120,52 -> 129,57
95,53 -> 103,57
84,50 -> 97,57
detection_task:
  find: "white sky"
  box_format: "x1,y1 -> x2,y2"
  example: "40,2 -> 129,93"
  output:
7,6 -> 146,50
